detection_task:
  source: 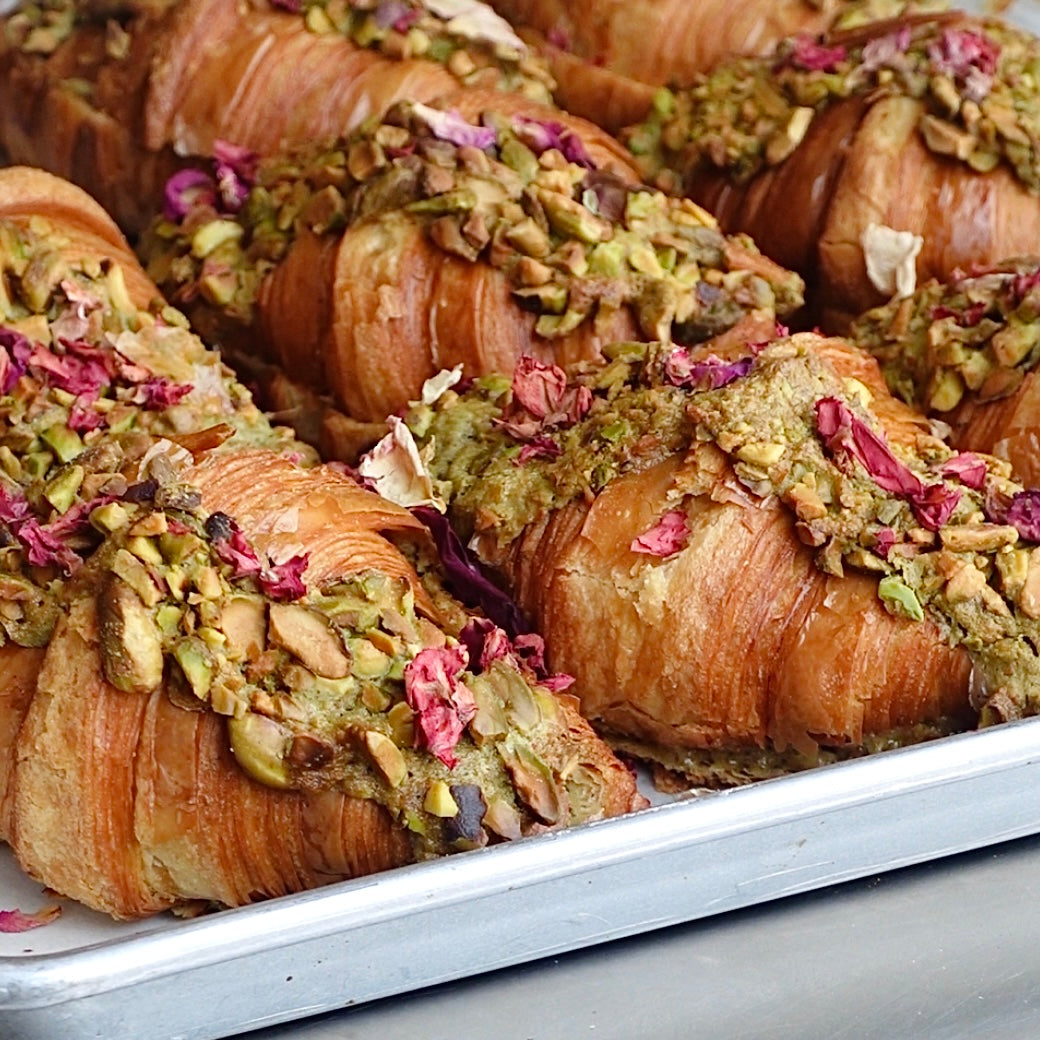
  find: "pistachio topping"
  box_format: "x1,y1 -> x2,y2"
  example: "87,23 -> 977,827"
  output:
623,14 -> 1040,195
144,102 -> 803,362
408,334 -> 1040,726
4,0 -> 554,100
850,259 -> 1040,412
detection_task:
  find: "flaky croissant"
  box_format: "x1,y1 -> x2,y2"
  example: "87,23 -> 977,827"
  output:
0,166 -> 643,919
622,12 -> 1040,332
142,99 -> 803,453
850,257 -> 1040,488
382,331 -> 1040,783
0,0 -> 555,235
483,0 -> 939,131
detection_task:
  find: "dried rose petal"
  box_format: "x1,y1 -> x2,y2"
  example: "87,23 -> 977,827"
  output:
511,116 -> 593,167
663,348 -> 754,390
68,393 -> 106,433
1006,491 -> 1040,543
46,496 -> 118,540
785,34 -> 847,73
0,905 -> 61,933
404,644 -> 476,768
927,28 -> 1000,102
206,514 -> 263,578
212,139 -> 259,213
910,482 -> 962,532
516,436 -> 562,464
27,340 -> 113,397
874,527 -> 897,559
268,0 -> 301,10
631,509 -> 689,557
0,485 -> 31,525
1012,268 -> 1040,306
163,168 -> 217,222
940,452 -> 988,490
259,553 -> 309,601
931,300 -> 987,327
16,519 -> 82,574
512,356 -> 567,419
816,397 -> 924,497
411,103 -> 498,150
859,26 -> 912,73
412,506 -> 527,637
374,0 -> 420,31
131,377 -> 194,410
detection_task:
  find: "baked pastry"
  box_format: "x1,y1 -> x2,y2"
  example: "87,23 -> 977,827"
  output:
379,330 -> 1040,783
850,257 -> 1040,487
482,0 -> 942,131
142,99 -> 803,453
622,12 -> 1040,332
0,166 -> 644,919
0,0 -> 555,234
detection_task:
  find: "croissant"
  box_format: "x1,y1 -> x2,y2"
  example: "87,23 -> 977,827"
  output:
0,166 -> 643,919
377,329 -> 1040,783
849,257 -> 1040,488
141,98 -> 803,455
482,0 -> 940,131
0,0 -> 556,235
621,12 -> 1040,332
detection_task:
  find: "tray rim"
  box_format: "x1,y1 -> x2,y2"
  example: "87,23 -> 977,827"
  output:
4,711 -> 1040,1018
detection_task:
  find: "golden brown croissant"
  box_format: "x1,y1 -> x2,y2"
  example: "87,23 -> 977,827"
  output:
483,0 -> 940,131
384,330 -> 1040,783
0,0 -> 555,234
0,166 -> 643,919
622,12 -> 1040,332
850,257 -> 1040,487
141,98 -> 803,453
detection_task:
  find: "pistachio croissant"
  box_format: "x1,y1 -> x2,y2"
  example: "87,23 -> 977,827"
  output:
483,0 -> 940,131
850,257 -> 1040,488
385,331 -> 1040,784
0,166 -> 643,919
142,99 -> 803,454
0,0 -> 556,235
622,12 -> 1040,333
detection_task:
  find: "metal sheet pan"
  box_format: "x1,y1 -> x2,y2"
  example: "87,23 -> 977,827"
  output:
4,716 -> 1040,1040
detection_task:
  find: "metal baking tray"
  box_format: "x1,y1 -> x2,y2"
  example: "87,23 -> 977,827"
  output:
4,1 -> 1040,1037
4,715 -> 1040,1040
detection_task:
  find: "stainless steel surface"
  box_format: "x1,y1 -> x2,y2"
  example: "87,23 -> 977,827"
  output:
246,834 -> 1040,1040
3,717 -> 1040,1040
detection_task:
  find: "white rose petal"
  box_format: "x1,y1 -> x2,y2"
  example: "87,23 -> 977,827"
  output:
861,222 -> 924,299
424,0 -> 526,52
421,364 -> 464,406
358,416 -> 445,511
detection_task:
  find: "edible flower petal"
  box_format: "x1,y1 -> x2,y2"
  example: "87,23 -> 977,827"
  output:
258,553 -> 309,601
358,416 -> 445,510
163,168 -> 217,222
0,905 -> 61,933
511,116 -> 593,167
631,509 -> 689,557
940,452 -> 988,489
816,396 -> 924,497
412,505 -> 527,636
212,139 -> 259,214
404,644 -> 476,768
663,348 -> 754,390
16,519 -> 83,574
784,34 -> 847,73
928,28 -> 1000,103
1006,491 -> 1040,543
816,397 -> 961,531
411,103 -> 497,150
